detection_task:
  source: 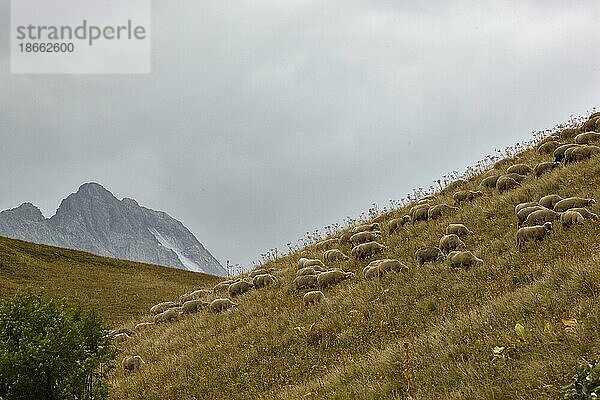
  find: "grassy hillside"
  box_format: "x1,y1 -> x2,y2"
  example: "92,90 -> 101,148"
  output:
110,113 -> 600,399
0,237 -> 219,324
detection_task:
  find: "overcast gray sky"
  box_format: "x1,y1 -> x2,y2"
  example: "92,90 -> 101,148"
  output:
1,1 -> 600,268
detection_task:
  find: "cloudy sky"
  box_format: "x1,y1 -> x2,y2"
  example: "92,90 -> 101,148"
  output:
1,1 -> 599,268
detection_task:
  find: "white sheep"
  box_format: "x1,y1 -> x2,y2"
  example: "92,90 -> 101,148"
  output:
351,241 -> 386,261
516,222 -> 553,247
297,258 -> 325,269
496,176 -> 521,193
439,234 -> 466,254
560,210 -> 585,229
303,290 -> 325,306
445,223 -> 473,238
514,201 -> 539,214
534,161 -> 560,178
516,205 -> 546,226
317,269 -> 354,288
388,215 -> 411,234
297,266 -> 323,276
323,249 -> 349,263
228,280 -> 254,297
154,308 -> 179,324
523,208 -> 561,227
428,204 -> 460,219
294,274 -> 319,291
447,251 -> 483,269
209,298 -> 238,313
253,274 -> 277,289
538,195 -> 563,210
554,197 -> 596,212
181,299 -> 209,315
414,247 -> 444,265
506,164 -> 532,176
349,231 -> 381,247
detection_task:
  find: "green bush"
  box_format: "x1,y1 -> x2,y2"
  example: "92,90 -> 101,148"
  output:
561,359 -> 600,399
0,293 -> 116,400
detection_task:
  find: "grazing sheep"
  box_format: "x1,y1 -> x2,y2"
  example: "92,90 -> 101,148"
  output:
504,173 -> 528,183
179,289 -> 212,304
294,274 -> 319,291
569,208 -> 599,220
516,206 -> 546,226
574,131 -> 600,144
154,308 -> 179,324
149,301 -> 178,316
349,231 -> 381,247
315,238 -> 340,250
539,194 -> 564,210
444,179 -> 468,192
181,299 -> 209,315
447,251 -> 483,269
523,208 -> 561,227
303,290 -> 325,306
582,116 -> 600,131
388,215 -> 411,234
553,143 -> 581,162
565,145 -> 600,163
560,210 -> 585,229
494,158 -> 518,170
446,223 -> 473,237
496,176 -> 521,193
253,274 -> 277,289
297,266 -> 324,276
411,205 -> 431,223
213,280 -> 235,293
538,140 -> 560,155
112,333 -> 131,344
350,222 -> 380,234
351,241 -> 386,261
507,164 -> 532,176
534,161 -> 561,178
414,247 -> 444,265
134,322 -> 154,332
516,222 -> 553,247
249,268 -> 275,278
453,190 -> 483,205
439,234 -> 466,254
323,248 -> 349,263
480,175 -> 501,189
209,298 -> 237,313
298,258 -> 325,269
515,201 -> 539,214
554,197 -> 596,212
228,280 -> 254,297
339,231 -> 354,245
122,356 -> 144,373
417,199 -> 431,205
429,204 -> 460,219
317,269 -> 354,288
377,259 -> 406,274
363,264 -> 382,280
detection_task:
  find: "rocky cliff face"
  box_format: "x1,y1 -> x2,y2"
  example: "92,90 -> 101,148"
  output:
0,183 -> 225,276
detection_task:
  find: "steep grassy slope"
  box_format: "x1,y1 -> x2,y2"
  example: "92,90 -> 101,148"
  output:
0,237 -> 219,324
111,120 -> 600,399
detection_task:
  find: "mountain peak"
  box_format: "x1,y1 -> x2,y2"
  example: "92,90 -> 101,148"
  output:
3,202 -> 45,222
76,182 -> 112,197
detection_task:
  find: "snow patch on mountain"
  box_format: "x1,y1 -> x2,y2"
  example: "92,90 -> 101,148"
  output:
149,227 -> 205,273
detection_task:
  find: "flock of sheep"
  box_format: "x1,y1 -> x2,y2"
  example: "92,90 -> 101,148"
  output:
114,112 -> 600,375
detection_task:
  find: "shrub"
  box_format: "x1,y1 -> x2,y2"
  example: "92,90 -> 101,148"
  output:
561,359 -> 600,399
0,292 -> 116,400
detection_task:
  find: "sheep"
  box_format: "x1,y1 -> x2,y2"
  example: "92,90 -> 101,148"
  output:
228,280 -> 254,297
349,231 -> 381,247
249,268 -> 275,278
293,274 -> 318,291
179,289 -> 212,304
350,222 -> 380,234
560,210 -> 585,229
574,131 -> 600,144
496,176 -> 521,193
154,308 -> 179,324
298,258 -> 325,269
253,274 -> 277,289
507,164 -> 532,176
553,143 -> 581,162
523,208 -> 561,227
297,266 -> 324,276
388,215 -> 411,234
351,241 -> 386,261
411,205 -> 430,223
112,333 -> 131,344
504,173 -> 528,183
417,199 -> 431,205
181,299 -> 209,315
315,238 -> 340,250
209,298 -> 237,313
428,204 -> 460,219
534,161 -> 561,178
453,190 -> 483,205
149,301 -> 178,316
323,248 -> 349,263
439,234 -> 466,254
538,194 -> 564,210
445,223 -> 473,237
516,206 -> 546,226
362,264 -> 382,280
377,259 -> 406,274
134,322 -> 154,332
582,115 -> 600,131
565,145 -> 600,163
569,208 -> 599,221
339,231 -> 354,245
480,175 -> 500,189
447,251 -> 483,269
515,201 -> 539,214
516,222 -> 553,247
317,269 -> 354,288
538,140 -> 560,155
494,158 -> 518,170
414,247 -> 444,265
213,280 -> 235,293
122,356 -> 144,373
303,290 -> 325,306
554,197 -> 596,212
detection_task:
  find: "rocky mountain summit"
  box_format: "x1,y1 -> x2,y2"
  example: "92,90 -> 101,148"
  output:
0,183 -> 225,275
